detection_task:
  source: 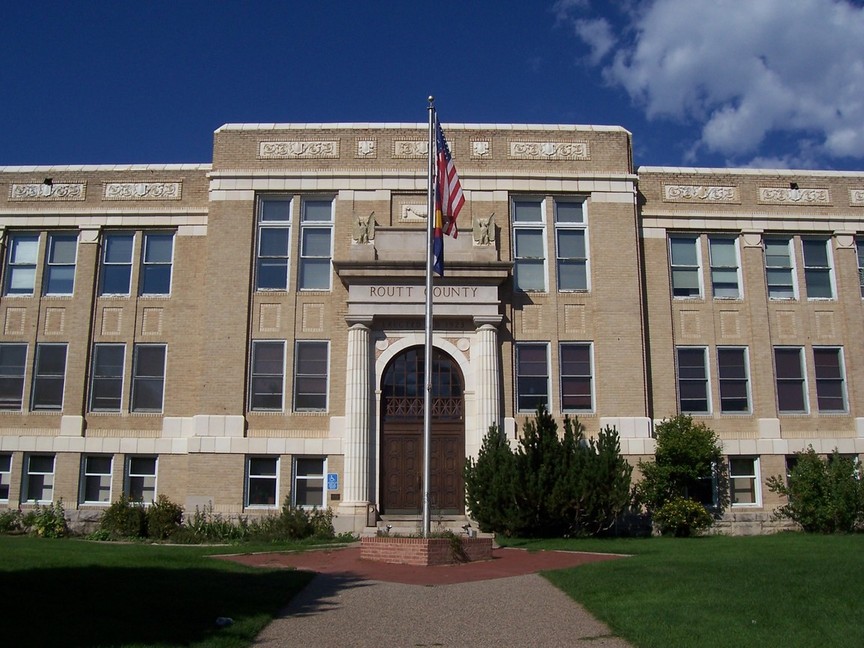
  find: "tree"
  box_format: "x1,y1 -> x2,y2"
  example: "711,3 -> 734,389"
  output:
464,407 -> 633,537
637,415 -> 728,536
766,447 -> 864,533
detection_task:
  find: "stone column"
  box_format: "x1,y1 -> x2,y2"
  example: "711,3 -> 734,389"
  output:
341,321 -> 372,507
474,318 -> 502,435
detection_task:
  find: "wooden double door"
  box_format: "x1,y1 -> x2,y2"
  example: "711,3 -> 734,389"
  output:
379,347 -> 465,515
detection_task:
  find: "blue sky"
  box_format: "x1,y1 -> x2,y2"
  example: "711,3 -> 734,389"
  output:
2,0 -> 863,171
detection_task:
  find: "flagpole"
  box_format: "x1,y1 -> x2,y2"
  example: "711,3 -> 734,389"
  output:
422,97 -> 435,537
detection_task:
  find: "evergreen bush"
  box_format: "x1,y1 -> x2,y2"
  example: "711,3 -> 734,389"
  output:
653,496 -> 714,537
146,495 -> 183,540
99,495 -> 147,539
766,447 -> 864,533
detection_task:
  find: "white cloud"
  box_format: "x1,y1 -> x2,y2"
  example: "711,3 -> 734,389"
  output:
566,0 -> 864,164
574,18 -> 616,64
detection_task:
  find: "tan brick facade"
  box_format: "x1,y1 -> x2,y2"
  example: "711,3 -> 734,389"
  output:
0,125 -> 861,534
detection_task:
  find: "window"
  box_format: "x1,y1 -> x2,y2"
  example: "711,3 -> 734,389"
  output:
0,343 -> 27,410
246,456 -> 278,507
718,347 -> 750,413
516,343 -> 549,412
30,344 -> 67,411
4,233 -> 39,295
99,233 -> 135,295
512,199 -> 546,291
856,238 -> 864,298
43,233 -> 78,295
256,197 -> 292,290
250,341 -> 285,411
676,347 -> 709,414
802,238 -> 833,299
555,199 -> 588,291
293,457 -> 325,508
764,237 -> 795,299
81,455 -> 112,504
294,341 -> 328,411
669,235 -> 701,298
139,233 -> 174,295
708,236 -> 740,298
298,198 -> 333,290
89,344 -> 125,411
23,454 -> 54,503
131,345 -> 166,412
729,456 -> 761,506
813,347 -> 846,412
560,343 -> 592,411
0,454 -> 11,501
775,347 -> 807,413
125,456 -> 157,503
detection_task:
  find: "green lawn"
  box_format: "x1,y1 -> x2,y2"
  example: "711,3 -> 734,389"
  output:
0,536 -> 316,648
502,533 -> 864,648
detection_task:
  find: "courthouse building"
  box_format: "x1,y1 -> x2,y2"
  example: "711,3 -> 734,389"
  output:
0,121 -> 862,533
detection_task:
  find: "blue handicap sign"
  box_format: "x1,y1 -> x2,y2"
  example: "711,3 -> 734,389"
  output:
327,473 -> 338,490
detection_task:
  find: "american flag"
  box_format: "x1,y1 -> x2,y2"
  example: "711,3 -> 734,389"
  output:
435,119 -> 465,238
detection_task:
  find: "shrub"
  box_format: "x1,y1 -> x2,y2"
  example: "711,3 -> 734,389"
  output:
0,508 -> 23,534
766,447 -> 864,533
653,496 -> 714,537
637,415 -> 728,536
25,501 -> 69,538
99,495 -> 147,539
464,407 -> 633,537
146,495 -> 183,540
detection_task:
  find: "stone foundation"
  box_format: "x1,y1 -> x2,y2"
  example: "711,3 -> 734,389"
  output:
360,535 -> 493,566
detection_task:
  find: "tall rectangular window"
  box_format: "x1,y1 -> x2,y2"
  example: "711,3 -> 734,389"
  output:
560,343 -> 593,411
298,199 -> 333,290
4,233 -> 39,295
246,456 -> 278,507
512,199 -> 546,291
131,345 -> 166,412
764,237 -> 795,299
0,453 -> 11,501
43,233 -> 78,295
23,454 -> 54,503
856,238 -> 864,298
717,347 -> 750,413
294,341 -> 328,411
677,347 -> 709,413
775,347 -> 807,413
555,199 -> 588,291
729,456 -> 761,506
250,341 -> 285,411
293,457 -> 325,508
99,233 -> 135,296
802,237 -> 833,299
669,235 -> 701,298
0,343 -> 27,410
708,236 -> 740,298
125,456 -> 157,503
256,197 -> 292,290
813,347 -> 846,412
31,343 -> 67,411
139,233 -> 174,295
89,344 -> 125,412
516,343 -> 549,412
81,455 -> 112,504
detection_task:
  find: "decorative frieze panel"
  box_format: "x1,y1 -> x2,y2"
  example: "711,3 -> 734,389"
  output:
258,140 -> 339,159
471,140 -> 491,158
392,140 -> 428,158
758,187 -> 830,205
509,141 -> 589,160
103,182 -> 182,200
400,204 -> 427,222
9,182 -> 85,201
355,139 -> 377,158
851,189 -> 864,206
663,184 -> 738,203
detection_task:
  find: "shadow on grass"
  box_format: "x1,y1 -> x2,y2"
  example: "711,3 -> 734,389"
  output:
0,564 -> 369,647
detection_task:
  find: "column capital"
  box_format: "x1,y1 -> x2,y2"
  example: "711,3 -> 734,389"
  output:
346,315 -> 374,327
473,315 -> 502,328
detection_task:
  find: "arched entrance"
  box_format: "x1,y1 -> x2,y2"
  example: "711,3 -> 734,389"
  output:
379,346 -> 465,515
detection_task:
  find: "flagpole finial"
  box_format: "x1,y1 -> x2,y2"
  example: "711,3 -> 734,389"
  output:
428,95 -> 434,105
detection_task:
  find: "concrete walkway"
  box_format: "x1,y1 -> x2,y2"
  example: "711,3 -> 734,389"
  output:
231,546 -> 634,647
